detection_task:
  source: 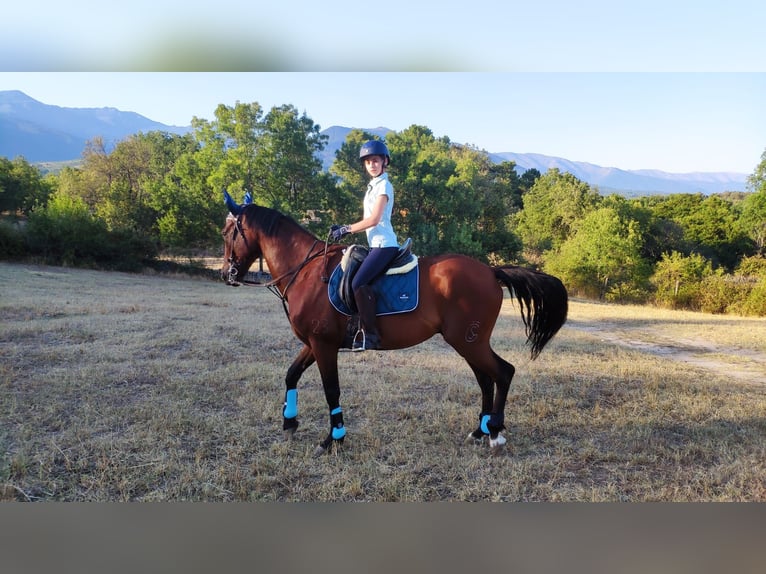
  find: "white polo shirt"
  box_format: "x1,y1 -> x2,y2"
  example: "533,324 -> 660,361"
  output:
363,172 -> 399,248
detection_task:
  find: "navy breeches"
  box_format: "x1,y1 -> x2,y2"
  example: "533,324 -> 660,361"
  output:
351,247 -> 399,291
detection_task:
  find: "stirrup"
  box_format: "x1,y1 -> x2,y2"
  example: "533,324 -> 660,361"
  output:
352,329 -> 381,351
351,329 -> 367,352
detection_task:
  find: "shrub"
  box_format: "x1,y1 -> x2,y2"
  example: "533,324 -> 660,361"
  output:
0,219 -> 25,259
740,279 -> 766,316
24,194 -> 156,270
651,251 -> 713,310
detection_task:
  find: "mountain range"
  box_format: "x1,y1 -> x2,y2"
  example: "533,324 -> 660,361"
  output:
0,90 -> 748,196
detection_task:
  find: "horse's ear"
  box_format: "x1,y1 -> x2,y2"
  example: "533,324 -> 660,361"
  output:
223,190 -> 243,215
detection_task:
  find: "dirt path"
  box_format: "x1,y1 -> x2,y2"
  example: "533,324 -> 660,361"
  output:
566,319 -> 766,385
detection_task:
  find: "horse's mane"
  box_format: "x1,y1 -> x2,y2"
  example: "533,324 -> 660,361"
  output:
242,204 -> 317,240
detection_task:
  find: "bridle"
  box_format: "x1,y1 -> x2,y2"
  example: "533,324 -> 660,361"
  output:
225,212 -> 330,319
224,214 -> 251,286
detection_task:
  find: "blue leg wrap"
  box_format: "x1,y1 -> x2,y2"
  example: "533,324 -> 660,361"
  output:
283,389 -> 298,419
330,407 -> 346,440
480,414 -> 491,435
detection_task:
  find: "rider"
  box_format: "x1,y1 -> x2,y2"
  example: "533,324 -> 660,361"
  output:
330,140 -> 400,351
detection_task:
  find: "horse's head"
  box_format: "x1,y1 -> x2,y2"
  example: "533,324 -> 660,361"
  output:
221,191 -> 259,286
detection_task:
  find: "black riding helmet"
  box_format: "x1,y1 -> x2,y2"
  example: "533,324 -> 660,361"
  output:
359,140 -> 391,166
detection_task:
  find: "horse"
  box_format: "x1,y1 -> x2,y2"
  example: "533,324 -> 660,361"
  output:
221,195 -> 568,456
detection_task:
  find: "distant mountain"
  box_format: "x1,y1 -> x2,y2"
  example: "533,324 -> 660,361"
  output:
0,90 -> 190,162
489,151 -> 748,196
0,91 -> 749,195
319,126 -> 747,196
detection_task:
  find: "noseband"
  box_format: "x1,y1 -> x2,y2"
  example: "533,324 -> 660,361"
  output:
225,214 -> 250,286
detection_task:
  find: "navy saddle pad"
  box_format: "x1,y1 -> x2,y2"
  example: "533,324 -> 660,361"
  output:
328,263 -> 419,316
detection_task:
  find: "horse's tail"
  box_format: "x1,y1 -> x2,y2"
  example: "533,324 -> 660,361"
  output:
493,265 -> 568,360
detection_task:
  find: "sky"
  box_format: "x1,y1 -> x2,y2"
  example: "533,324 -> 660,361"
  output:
2,72 -> 764,175
1,2 -> 764,175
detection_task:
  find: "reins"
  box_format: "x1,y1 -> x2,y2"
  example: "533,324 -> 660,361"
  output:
229,209 -> 336,319
263,239 -> 326,318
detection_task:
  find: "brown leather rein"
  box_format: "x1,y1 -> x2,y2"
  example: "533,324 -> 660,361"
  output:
256,238 -> 334,320
229,213 -> 335,319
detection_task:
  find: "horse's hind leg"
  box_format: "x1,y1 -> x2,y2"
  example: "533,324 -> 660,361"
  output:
465,364 -> 494,444
486,351 -> 515,454
282,345 -> 315,440
460,349 -> 515,454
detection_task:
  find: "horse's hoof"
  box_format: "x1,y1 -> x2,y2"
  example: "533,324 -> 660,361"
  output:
489,433 -> 507,456
283,427 -> 297,441
465,432 -> 486,445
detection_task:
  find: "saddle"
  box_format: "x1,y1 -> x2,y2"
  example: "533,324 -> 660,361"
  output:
338,238 -> 416,313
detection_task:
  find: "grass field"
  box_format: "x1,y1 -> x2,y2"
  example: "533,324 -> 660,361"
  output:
1,262 -> 765,501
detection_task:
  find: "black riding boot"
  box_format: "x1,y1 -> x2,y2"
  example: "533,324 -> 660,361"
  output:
353,284 -> 381,351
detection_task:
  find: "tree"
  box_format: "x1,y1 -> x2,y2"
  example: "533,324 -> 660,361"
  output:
545,206 -> 650,301
191,102 -> 263,201
448,145 -> 519,261
741,149 -> 766,254
515,168 -> 601,262
684,195 -> 753,270
254,104 -> 329,215
645,192 -> 754,270
152,150 -> 222,249
0,156 -> 53,215
651,251 -> 713,309
388,126 -> 481,256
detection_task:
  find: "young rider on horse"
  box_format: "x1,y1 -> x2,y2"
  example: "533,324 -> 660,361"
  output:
330,140 -> 400,351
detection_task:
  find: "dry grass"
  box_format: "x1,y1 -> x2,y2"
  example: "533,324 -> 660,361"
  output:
1,262 -> 765,501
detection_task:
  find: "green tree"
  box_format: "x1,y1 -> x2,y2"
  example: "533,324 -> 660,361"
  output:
149,103 -> 265,248
0,156 -> 53,215
254,104 -> 329,216
645,193 -> 753,270
684,195 -> 753,270
77,132 -> 198,242
448,145 -> 519,260
190,102 -> 262,200
741,149 -> 766,254
545,206 -> 650,301
387,126 -> 471,255
631,195 -> 687,263
181,102 -> 333,239
515,168 -> 601,262
152,150 -> 222,249
651,251 -> 713,309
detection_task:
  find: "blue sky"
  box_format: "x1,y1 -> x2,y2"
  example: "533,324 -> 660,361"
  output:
1,2 -> 764,174
3,1 -> 765,72
2,72 -> 764,175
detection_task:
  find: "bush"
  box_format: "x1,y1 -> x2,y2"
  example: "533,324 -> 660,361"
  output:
651,251 -> 713,310
740,279 -> 766,316
696,274 -> 752,315
0,219 -> 25,259
24,194 -> 156,270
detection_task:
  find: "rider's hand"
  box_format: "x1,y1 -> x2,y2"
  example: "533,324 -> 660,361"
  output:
330,224 -> 351,242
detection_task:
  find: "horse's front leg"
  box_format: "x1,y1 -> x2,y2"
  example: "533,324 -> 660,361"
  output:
310,343 -> 345,457
282,345 -> 315,440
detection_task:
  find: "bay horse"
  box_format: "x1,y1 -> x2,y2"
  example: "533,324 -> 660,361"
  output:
221,195 -> 568,456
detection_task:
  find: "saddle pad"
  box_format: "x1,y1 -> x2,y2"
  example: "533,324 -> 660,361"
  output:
328,263 -> 419,316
